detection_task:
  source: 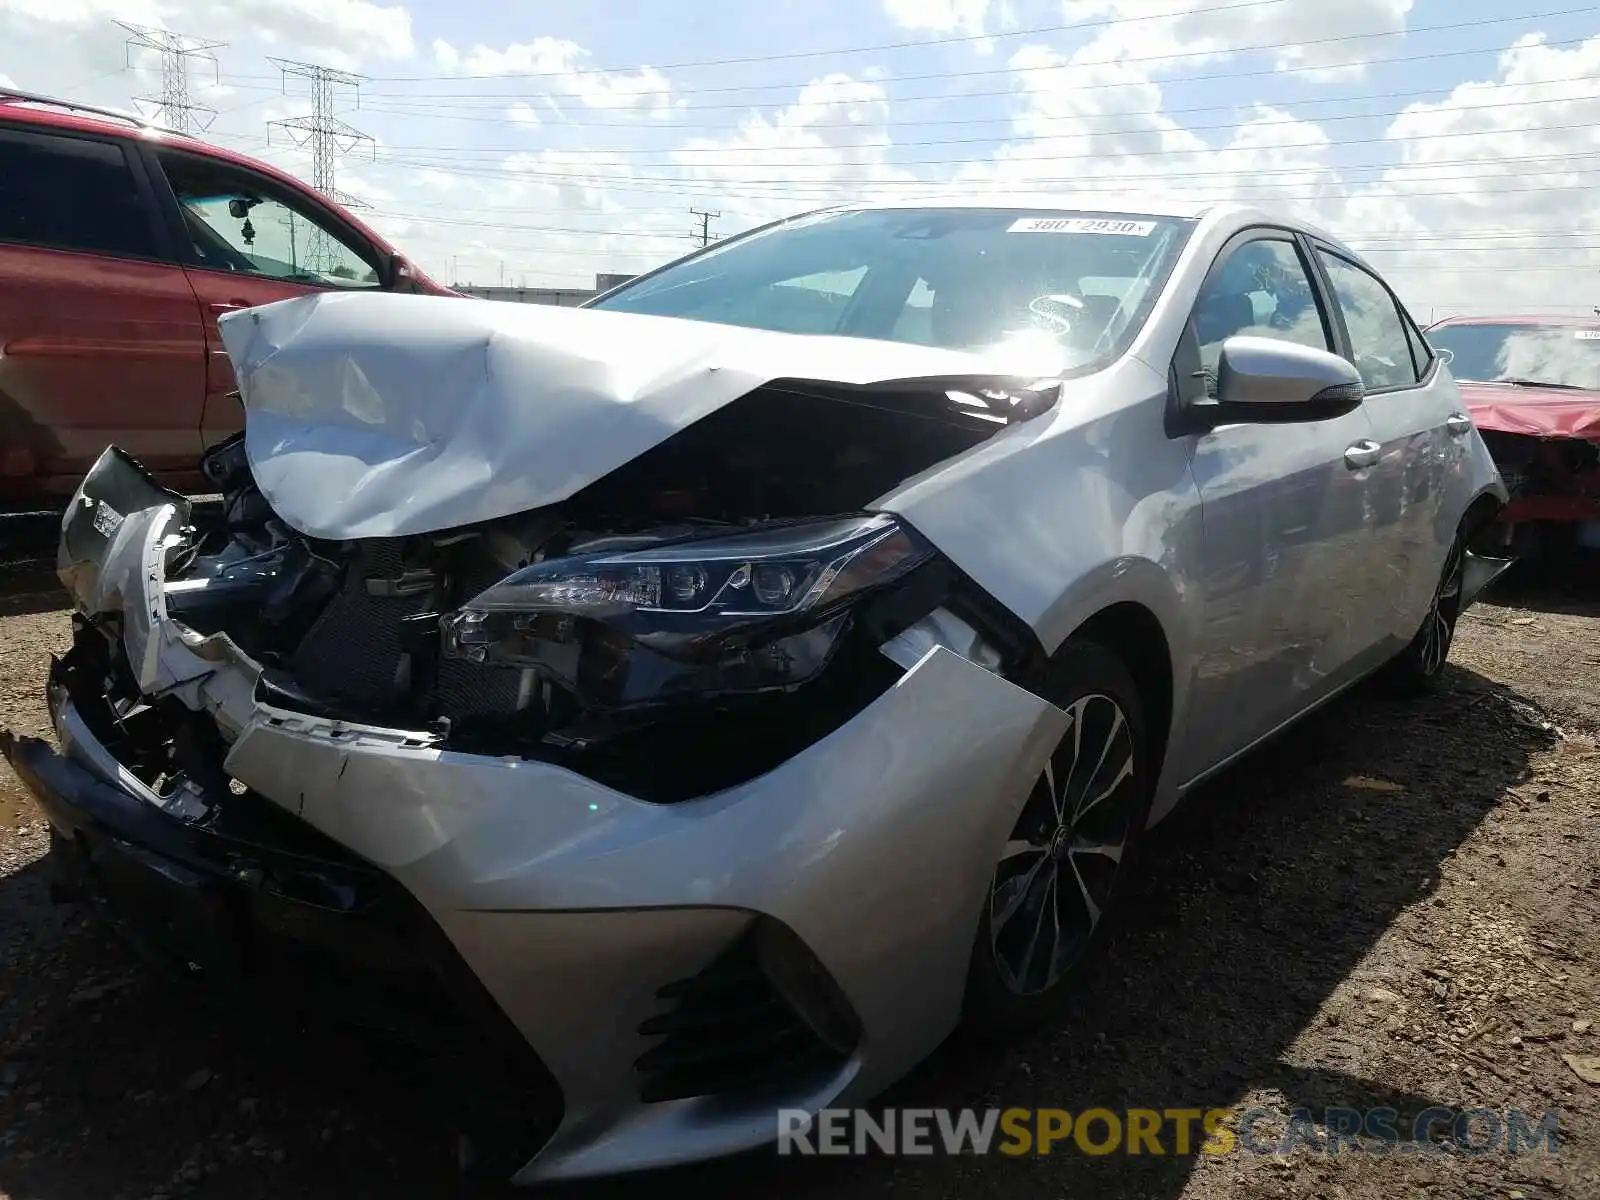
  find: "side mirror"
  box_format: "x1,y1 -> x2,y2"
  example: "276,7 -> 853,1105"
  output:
1211,335 -> 1364,423
386,253 -> 414,290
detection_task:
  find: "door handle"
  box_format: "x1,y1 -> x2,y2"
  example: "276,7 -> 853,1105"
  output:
1343,440 -> 1382,470
1445,412 -> 1473,436
209,301 -> 249,313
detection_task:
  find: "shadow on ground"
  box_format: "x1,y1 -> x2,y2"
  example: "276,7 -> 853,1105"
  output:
0,664 -> 1558,1200
1485,548 -> 1600,618
0,565 -> 64,618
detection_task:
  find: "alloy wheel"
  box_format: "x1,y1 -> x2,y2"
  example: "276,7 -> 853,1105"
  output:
988,693 -> 1140,997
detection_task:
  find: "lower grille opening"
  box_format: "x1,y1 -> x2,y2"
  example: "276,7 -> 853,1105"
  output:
48,625 -> 566,1178
635,918 -> 859,1104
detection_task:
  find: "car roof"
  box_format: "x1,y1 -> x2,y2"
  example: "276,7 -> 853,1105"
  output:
826,195 -> 1357,252
1429,313 -> 1600,329
0,91 -> 402,258
1,95 -> 279,178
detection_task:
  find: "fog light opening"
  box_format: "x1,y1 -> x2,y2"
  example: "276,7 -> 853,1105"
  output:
753,917 -> 861,1057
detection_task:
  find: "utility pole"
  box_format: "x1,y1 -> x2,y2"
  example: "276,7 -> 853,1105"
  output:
690,208 -> 720,247
115,21 -> 226,133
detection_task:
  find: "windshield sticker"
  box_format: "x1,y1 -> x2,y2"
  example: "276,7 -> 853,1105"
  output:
1574,329 -> 1600,339
1008,217 -> 1156,236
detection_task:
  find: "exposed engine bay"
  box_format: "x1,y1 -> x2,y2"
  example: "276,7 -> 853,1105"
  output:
83,378 -> 1043,804
1477,428 -> 1600,557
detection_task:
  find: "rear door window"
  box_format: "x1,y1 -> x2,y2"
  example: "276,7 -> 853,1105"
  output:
0,127 -> 158,259
1315,250 -> 1421,391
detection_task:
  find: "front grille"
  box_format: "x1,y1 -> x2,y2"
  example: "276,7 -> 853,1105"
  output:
635,923 -> 855,1103
291,540 -> 430,705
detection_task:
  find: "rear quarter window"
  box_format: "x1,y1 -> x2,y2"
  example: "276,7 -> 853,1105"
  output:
0,128 -> 157,259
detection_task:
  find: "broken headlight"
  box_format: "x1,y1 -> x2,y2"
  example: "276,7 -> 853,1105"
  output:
440,514 -> 934,708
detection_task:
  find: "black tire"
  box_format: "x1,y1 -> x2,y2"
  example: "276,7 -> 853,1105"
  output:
962,639 -> 1155,1036
1379,530 -> 1465,696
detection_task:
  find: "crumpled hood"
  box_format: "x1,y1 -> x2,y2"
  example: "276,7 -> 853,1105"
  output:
218,291 -> 1059,541
1459,379 -> 1600,443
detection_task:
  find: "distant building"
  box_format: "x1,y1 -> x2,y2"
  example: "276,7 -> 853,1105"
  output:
454,272 -> 638,307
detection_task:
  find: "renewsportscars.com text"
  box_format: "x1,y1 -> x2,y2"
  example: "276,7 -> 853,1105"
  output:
776,1106 -> 1561,1157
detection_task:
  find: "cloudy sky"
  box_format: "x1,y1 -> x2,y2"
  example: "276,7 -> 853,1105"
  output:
1,0 -> 1596,319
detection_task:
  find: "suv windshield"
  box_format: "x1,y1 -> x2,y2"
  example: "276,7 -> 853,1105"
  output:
1427,321 -> 1600,391
589,207 -> 1195,376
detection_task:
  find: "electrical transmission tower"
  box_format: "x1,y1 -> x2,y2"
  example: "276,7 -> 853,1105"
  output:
267,59 -> 375,271
115,22 -> 226,133
691,208 -> 721,247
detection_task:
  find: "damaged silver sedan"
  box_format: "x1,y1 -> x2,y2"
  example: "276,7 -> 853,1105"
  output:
2,200 -> 1512,1182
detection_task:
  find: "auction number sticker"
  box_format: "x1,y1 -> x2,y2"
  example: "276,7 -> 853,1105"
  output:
1008,217 -> 1156,235
1574,329 -> 1600,339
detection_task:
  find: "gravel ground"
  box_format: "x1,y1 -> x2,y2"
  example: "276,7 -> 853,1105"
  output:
1,565 -> 1597,1200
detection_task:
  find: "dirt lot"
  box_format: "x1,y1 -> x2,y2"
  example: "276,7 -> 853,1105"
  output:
2,566 -> 1598,1200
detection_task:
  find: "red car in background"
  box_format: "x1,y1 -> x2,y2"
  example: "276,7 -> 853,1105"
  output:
1425,314 -> 1600,558
0,91 -> 456,514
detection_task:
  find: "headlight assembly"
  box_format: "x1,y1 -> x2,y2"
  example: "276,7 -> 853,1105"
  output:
439,514 -> 934,708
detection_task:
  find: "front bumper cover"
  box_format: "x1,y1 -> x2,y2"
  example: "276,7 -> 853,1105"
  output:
5,447 -> 1070,1182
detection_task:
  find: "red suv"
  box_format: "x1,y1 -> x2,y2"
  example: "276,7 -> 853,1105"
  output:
0,91 -> 456,513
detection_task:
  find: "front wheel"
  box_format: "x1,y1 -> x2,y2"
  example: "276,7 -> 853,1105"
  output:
1380,531 -> 1465,694
963,640 -> 1154,1035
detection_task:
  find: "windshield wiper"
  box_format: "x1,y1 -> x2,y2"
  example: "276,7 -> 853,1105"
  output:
1497,377 -> 1591,390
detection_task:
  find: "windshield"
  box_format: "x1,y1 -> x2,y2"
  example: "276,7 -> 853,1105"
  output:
589,207 -> 1196,376
1426,322 -> 1600,391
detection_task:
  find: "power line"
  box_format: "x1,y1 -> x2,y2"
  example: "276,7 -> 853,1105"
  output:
341,122 -> 1600,188
347,31 -> 1589,116
115,21 -> 226,133
264,93 -> 1600,164
358,3 -> 1589,82
369,0 -> 1302,80
350,12 -> 1595,98
317,70 -> 1600,133
331,155 -> 1600,207
202,26 -> 1595,111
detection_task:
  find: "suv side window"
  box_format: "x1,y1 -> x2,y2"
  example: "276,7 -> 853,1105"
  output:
156,151 -> 382,289
1190,237 -> 1331,398
1315,250 -> 1418,391
0,128 -> 157,259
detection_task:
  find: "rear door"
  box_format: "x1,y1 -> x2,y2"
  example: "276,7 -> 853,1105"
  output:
1175,230 -> 1384,780
141,147 -> 389,449
0,125 -> 206,506
1311,246 -> 1461,646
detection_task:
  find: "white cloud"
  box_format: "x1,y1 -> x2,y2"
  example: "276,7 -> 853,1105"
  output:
884,0 -> 993,38
0,0 -> 414,68
1337,32 -> 1600,317
1060,0 -> 1414,81
670,73 -> 919,230
432,36 -> 672,117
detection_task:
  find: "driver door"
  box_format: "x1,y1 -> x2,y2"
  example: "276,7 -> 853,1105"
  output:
145,148 -> 387,450
1176,231 -> 1385,779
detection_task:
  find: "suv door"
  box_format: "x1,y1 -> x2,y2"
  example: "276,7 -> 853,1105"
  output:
1312,246 -> 1462,646
1173,230 -> 1384,780
0,125 -> 206,507
144,148 -> 390,450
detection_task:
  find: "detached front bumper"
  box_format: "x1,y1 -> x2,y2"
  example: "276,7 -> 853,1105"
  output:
5,449 -> 1069,1182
